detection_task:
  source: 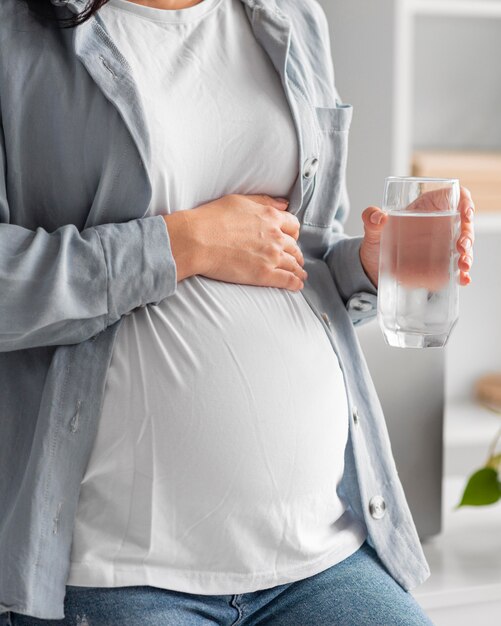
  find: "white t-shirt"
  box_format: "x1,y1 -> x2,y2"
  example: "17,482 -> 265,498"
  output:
68,0 -> 367,594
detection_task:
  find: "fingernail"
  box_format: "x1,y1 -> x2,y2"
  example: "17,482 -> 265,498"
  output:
370,211 -> 383,225
459,237 -> 472,252
465,207 -> 474,221
275,197 -> 289,203
461,254 -> 471,268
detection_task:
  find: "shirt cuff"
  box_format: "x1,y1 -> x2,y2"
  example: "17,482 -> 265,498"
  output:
95,214 -> 177,326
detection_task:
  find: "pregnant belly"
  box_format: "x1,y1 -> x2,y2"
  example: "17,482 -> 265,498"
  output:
76,276 -> 351,565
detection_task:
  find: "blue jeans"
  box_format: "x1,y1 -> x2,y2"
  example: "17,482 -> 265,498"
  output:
3,541 -> 433,625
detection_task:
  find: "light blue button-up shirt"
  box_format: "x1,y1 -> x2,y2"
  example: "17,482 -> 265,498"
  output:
0,0 -> 430,618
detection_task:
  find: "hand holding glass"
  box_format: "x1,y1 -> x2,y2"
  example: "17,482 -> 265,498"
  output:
377,177 -> 461,349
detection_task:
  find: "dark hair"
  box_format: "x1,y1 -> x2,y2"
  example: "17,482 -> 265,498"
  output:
23,0 -> 110,29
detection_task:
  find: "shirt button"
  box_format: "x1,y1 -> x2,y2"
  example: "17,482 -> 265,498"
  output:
302,156 -> 319,179
352,406 -> 360,425
369,495 -> 386,520
320,312 -> 331,328
349,297 -> 374,312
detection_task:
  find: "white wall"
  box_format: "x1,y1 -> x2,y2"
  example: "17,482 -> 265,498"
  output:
444,228 -> 501,401
318,0 -> 398,236
414,15 -> 501,151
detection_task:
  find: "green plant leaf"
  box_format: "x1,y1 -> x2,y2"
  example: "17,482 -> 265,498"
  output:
455,467 -> 501,509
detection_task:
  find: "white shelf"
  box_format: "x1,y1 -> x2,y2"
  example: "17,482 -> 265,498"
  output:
444,399 -> 501,476
445,400 -> 501,448
412,476 -> 501,623
410,0 -> 501,18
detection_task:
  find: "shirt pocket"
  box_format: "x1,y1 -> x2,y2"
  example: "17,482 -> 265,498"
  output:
301,103 -> 353,228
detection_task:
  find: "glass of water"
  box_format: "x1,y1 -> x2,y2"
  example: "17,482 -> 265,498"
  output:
377,176 -> 461,348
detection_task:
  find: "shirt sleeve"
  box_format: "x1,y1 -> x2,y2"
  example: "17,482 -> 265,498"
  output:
322,172 -> 378,327
322,228 -> 379,327
0,119 -> 178,353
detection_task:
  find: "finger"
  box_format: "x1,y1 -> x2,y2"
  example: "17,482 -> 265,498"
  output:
282,233 -> 305,267
463,204 -> 475,224
278,250 -> 308,281
361,206 -> 388,243
459,222 -> 474,246
407,187 -> 451,212
247,194 -> 289,210
271,268 -> 305,292
459,184 -> 475,227
409,185 -> 471,214
279,211 -> 301,240
457,235 -> 474,259
459,270 -> 471,286
459,186 -> 474,224
459,253 -> 473,272
362,205 -> 385,225
459,186 -> 474,213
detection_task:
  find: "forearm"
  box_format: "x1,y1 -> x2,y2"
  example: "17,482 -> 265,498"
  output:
0,215 -> 177,352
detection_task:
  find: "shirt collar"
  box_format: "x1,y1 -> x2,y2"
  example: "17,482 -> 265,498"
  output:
49,0 -> 285,17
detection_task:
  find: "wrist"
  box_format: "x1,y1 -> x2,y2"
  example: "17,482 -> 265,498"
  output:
359,241 -> 379,289
163,211 -> 201,282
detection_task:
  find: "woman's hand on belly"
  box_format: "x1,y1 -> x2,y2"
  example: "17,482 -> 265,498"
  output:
164,194 -> 308,291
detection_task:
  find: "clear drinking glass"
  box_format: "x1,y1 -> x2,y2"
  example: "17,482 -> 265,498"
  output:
377,176 -> 461,349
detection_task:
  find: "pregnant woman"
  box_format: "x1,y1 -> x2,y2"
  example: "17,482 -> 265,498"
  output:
0,0 -> 474,624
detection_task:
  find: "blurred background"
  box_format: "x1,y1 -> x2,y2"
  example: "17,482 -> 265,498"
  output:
317,0 -> 501,623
